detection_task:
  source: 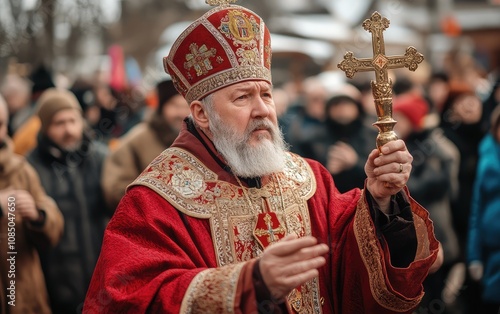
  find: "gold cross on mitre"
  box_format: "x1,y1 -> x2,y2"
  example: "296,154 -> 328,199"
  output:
337,12 -> 424,150
205,0 -> 238,6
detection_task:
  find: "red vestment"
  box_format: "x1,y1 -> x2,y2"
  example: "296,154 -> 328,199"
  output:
84,122 -> 439,313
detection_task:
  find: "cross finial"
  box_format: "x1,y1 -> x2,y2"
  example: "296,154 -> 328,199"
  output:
337,11 -> 424,151
205,0 -> 238,6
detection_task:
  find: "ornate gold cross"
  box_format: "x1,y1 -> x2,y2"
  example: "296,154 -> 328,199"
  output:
338,12 -> 424,150
205,0 -> 238,6
254,213 -> 286,244
185,43 -> 217,77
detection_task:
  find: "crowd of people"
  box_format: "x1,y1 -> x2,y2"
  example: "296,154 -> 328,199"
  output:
0,13 -> 499,313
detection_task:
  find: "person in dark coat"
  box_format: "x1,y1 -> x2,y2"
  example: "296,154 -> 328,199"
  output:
392,91 -> 462,313
26,88 -> 109,314
282,77 -> 329,158
301,94 -> 377,192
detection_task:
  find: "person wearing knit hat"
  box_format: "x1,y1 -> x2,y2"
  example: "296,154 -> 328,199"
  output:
155,79 -> 190,132
101,79 -> 189,209
85,1 -> 440,313
156,79 -> 180,112
12,88 -> 82,156
393,93 -> 429,140
27,88 -> 109,313
36,88 -> 82,135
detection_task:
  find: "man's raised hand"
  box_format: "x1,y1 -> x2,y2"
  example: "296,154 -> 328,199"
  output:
259,234 -> 329,301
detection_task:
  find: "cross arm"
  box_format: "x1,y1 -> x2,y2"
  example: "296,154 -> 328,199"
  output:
337,52 -> 375,79
386,46 -> 424,72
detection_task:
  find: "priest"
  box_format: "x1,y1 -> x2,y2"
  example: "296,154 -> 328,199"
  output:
84,2 -> 441,313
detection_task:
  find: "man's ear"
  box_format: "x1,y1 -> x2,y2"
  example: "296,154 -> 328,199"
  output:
190,100 -> 209,129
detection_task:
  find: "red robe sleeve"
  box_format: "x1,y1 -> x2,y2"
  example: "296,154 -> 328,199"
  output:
306,160 -> 439,314
83,186 -> 260,313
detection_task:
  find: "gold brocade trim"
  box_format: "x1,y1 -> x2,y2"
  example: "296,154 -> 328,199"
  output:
353,190 -> 424,312
180,263 -> 245,314
185,65 -> 271,103
129,147 -> 321,313
413,214 -> 431,261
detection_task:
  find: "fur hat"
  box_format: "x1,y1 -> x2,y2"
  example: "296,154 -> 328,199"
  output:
36,88 -> 82,133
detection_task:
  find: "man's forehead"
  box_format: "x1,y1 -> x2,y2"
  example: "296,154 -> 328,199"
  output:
224,81 -> 272,92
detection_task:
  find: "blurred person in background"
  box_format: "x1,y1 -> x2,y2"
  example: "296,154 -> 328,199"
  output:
427,72 -> 451,115
26,88 -> 110,313
480,76 -> 500,133
439,83 -> 485,245
467,105 -> 500,314
270,87 -> 291,120
0,95 -> 64,314
12,65 -> 56,156
0,75 -> 33,136
392,88 -> 461,314
284,76 -> 329,157
102,79 -> 189,209
301,94 -> 377,193
438,81 -> 486,313
88,84 -> 146,145
70,78 -> 96,119
29,66 -> 56,105
352,80 -> 378,126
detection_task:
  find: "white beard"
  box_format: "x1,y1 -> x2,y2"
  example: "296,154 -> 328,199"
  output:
208,113 -> 288,178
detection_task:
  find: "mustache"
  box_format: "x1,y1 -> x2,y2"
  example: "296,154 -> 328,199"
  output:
245,119 -> 275,136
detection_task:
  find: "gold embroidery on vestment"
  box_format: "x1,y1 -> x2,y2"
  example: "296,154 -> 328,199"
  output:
353,189 -> 424,312
130,148 -> 322,313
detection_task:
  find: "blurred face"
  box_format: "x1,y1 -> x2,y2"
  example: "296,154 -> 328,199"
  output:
428,80 -> 449,112
161,95 -> 190,132
203,81 -> 287,178
95,85 -> 116,110
328,101 -> 359,125
271,88 -> 290,117
452,94 -> 482,124
46,109 -> 84,151
393,112 -> 413,140
304,87 -> 327,121
3,89 -> 30,114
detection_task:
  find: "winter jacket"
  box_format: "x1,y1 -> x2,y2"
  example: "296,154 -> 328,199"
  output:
27,134 -> 109,313
0,137 -> 64,314
102,115 -> 178,209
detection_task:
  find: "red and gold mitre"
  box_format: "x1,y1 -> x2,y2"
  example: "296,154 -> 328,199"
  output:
163,0 -> 272,103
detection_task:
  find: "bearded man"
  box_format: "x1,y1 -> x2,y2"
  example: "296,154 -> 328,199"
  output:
84,2 -> 441,313
27,88 -> 110,313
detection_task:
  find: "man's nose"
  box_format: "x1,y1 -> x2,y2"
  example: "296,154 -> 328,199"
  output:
251,96 -> 271,119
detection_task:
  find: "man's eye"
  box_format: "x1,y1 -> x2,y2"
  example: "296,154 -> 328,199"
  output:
236,94 -> 248,100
